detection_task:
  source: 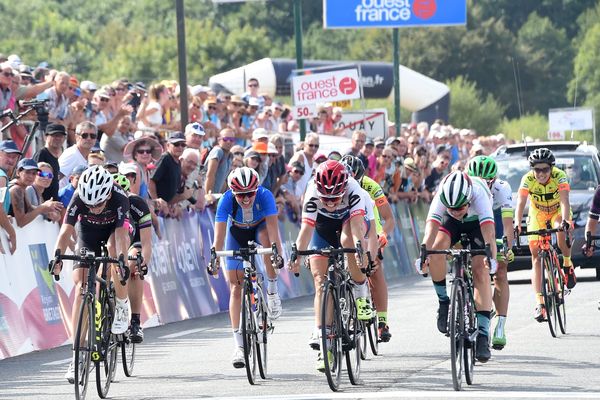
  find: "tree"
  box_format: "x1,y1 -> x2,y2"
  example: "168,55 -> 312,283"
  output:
570,23 -> 600,105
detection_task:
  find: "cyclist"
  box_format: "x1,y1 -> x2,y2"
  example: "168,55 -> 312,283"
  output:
467,156 -> 514,350
514,148 -> 574,323
289,160 -> 376,371
417,171 -> 497,363
341,154 -> 395,342
51,165 -> 131,382
113,166 -> 152,343
210,167 -> 284,369
582,184 -> 600,309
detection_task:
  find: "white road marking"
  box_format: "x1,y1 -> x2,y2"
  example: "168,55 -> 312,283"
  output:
43,357 -> 71,366
159,327 -> 210,339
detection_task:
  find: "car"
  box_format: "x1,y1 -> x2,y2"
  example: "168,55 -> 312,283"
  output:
491,141 -> 600,279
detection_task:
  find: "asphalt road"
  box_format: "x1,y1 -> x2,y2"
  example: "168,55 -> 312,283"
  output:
1,269 -> 599,400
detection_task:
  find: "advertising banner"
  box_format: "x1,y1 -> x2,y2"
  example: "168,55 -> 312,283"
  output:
292,69 -> 361,106
334,109 -> 388,138
548,107 -> 594,132
324,0 -> 468,29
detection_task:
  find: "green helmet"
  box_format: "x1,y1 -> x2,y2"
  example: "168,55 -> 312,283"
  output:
112,173 -> 130,192
467,155 -> 497,180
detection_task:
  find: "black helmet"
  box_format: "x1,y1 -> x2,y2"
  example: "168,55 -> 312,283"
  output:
340,154 -> 365,181
528,148 -> 555,167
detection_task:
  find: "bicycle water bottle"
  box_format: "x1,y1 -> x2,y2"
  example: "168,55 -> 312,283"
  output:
251,273 -> 258,312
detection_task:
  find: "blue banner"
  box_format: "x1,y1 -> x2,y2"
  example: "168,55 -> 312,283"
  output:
324,0 -> 467,29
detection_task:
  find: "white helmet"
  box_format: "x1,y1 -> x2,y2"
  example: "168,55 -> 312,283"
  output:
77,165 -> 114,206
439,171 -> 472,209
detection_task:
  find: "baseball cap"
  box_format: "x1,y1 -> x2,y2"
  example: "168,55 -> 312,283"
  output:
267,142 -> 278,154
45,123 -> 67,136
17,158 -> 40,171
96,89 -> 111,99
168,131 -> 186,143
253,142 -> 268,154
244,149 -> 262,160
365,138 -> 374,146
71,165 -> 87,176
252,128 -> 269,141
118,162 -> 138,176
314,152 -> 328,163
404,157 -> 418,173
290,161 -> 305,173
385,137 -> 400,146
248,98 -> 260,107
185,122 -> 205,136
80,80 -> 97,92
0,140 -> 22,154
436,144 -> 451,155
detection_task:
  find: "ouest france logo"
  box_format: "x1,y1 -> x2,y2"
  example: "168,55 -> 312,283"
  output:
353,0 -> 438,23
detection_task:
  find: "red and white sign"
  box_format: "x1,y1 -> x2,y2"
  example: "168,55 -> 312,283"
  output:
292,69 -> 361,106
292,104 -> 317,120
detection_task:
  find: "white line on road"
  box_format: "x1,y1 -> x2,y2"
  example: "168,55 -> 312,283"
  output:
211,391 -> 600,400
42,357 -> 71,366
159,327 -> 210,339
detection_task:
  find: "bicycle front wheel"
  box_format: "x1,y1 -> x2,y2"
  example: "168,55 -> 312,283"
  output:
321,282 -> 343,392
359,319 -> 368,360
73,296 -> 93,400
541,254 -> 558,337
367,314 -> 379,356
555,260 -> 567,334
96,292 -> 118,398
463,289 -> 476,386
121,332 -> 136,377
345,288 -> 361,385
242,283 -> 257,384
256,289 -> 269,380
449,281 -> 465,391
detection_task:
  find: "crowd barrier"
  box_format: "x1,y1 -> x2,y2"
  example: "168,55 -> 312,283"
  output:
0,200 -> 426,360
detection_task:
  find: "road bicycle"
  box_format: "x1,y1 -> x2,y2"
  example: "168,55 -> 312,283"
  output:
291,242 -> 364,392
209,242 -> 281,385
360,251 -> 379,360
420,236 -> 492,391
49,245 -> 134,400
516,224 -> 570,337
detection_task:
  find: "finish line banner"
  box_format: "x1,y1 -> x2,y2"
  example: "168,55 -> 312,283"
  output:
324,0 -> 467,29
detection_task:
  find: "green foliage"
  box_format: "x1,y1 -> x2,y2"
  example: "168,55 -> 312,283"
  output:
446,77 -> 505,135
499,114 -> 549,141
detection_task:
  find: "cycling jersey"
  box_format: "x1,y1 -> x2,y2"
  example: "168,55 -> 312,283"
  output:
490,179 -> 514,239
589,185 -> 600,220
427,176 -> 494,226
215,186 -> 278,228
360,176 -> 388,235
518,167 -> 569,214
301,177 -> 366,227
128,194 -> 152,247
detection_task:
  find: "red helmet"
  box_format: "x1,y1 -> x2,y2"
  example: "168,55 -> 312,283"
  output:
315,160 -> 348,197
228,167 -> 259,193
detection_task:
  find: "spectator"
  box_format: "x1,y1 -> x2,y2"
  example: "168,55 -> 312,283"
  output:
123,136 -> 163,198
103,162 -> 118,174
281,161 -> 305,218
204,128 -> 235,196
368,138 -> 384,179
189,85 -> 209,123
288,132 -> 319,194
424,152 -> 450,194
262,142 -> 283,192
25,161 -> 62,222
58,164 -> 86,207
314,152 -> 328,167
267,134 -> 287,194
346,130 -> 368,167
328,150 -> 342,161
88,151 -> 105,166
34,123 -> 66,201
241,78 -> 265,111
179,148 -> 205,212
80,80 -> 97,119
9,158 -> 62,227
397,157 -> 419,203
407,135 -> 420,156
183,121 -> 206,192
149,131 -> 186,214
0,140 -> 21,186
361,137 -> 375,177
58,121 -> 97,187
243,149 -> 262,173
100,115 -> 133,163
43,71 -> 70,124
374,147 -> 400,202
138,83 -> 168,130
252,141 -> 270,184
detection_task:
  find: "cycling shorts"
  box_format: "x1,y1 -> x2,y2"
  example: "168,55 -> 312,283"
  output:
223,221 -> 267,271
439,216 -> 486,250
310,215 -> 344,251
493,208 -> 503,240
75,226 -> 114,269
526,207 -> 572,244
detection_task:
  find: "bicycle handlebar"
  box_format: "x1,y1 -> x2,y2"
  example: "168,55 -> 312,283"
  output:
208,242 -> 279,276
515,225 -> 571,249
49,248 -> 131,286
290,242 -> 363,277
585,231 -> 600,251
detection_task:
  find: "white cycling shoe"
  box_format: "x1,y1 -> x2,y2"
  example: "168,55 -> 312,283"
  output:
65,361 -> 75,384
232,347 -> 245,369
111,300 -> 130,335
267,293 -> 282,319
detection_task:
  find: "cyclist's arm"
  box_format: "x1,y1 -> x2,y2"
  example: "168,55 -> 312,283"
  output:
585,218 -> 598,236
212,221 -> 227,251
559,189 -> 571,226
514,191 -> 528,229
503,214 -> 514,250
265,215 -> 283,256
480,222 -> 497,260
54,222 -> 76,256
366,217 -> 378,257
585,188 -> 600,235
423,192 -> 444,248
378,202 -> 395,237
114,226 -> 130,258
349,212 -> 367,248
139,227 -> 152,267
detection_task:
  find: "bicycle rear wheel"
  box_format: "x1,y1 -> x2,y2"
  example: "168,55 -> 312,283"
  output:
554,261 -> 567,334
73,296 -> 93,400
256,289 -> 269,380
367,314 -> 379,356
321,282 -> 343,392
121,332 -> 136,377
242,283 -> 257,384
464,290 -> 476,386
96,291 -> 118,398
541,254 -> 558,337
449,281 -> 465,391
345,289 -> 361,385
359,320 -> 368,361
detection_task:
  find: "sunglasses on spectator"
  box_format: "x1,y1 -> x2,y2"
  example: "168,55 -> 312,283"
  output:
248,83 -> 258,87
307,144 -> 319,149
292,169 -> 304,176
533,166 -> 551,174
233,151 -> 244,157
208,106 -> 216,110
137,148 -> 153,154
221,137 -> 236,143
381,154 -> 393,159
79,133 -> 97,140
100,97 -> 110,102
115,87 -> 125,92
171,142 -> 187,148
409,141 -> 418,145
38,171 -> 53,179
2,71 -> 13,77
235,191 -> 257,199
417,150 -> 427,156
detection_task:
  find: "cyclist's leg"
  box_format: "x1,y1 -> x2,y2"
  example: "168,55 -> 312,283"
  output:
127,244 -> 144,340
553,211 -> 576,289
309,226 -> 334,328
224,227 -> 247,352
492,207 -> 510,315
430,216 -> 457,300
527,209 -> 545,319
257,222 -> 282,318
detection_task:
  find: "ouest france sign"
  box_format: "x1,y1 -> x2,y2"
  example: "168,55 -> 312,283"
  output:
324,0 -> 467,29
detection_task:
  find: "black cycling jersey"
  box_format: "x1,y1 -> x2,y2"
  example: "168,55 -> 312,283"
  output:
128,194 -> 152,245
589,185 -> 600,221
65,184 -> 130,229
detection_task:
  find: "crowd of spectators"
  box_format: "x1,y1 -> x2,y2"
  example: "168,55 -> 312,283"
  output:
0,52 -> 517,253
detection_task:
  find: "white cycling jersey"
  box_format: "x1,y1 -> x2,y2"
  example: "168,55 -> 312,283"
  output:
301,177 -> 367,226
490,178 -> 513,213
427,176 -> 494,225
